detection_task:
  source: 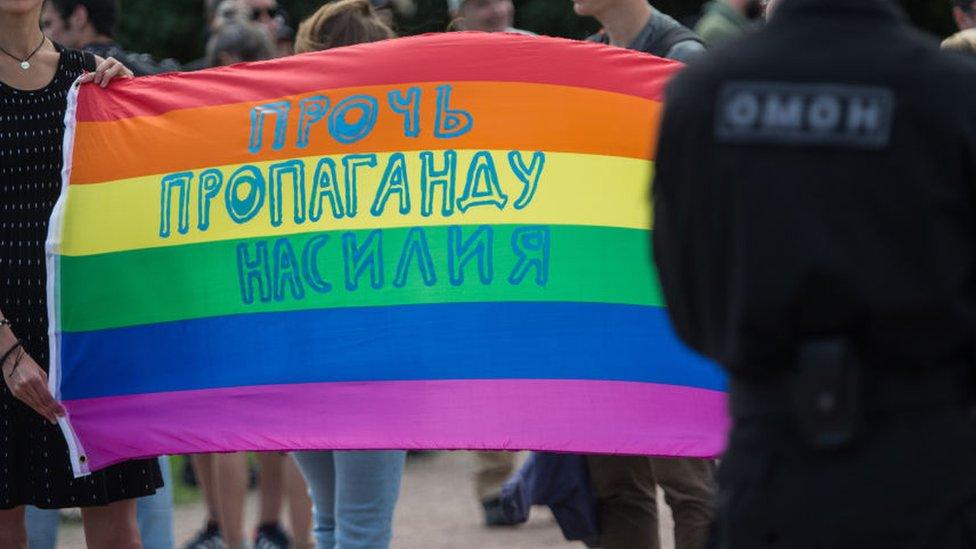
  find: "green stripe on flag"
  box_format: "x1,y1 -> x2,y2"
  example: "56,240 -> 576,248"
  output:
61,225 -> 663,332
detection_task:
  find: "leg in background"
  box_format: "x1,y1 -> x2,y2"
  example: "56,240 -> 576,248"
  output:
652,458 -> 716,549
182,453 -> 224,548
293,451 -> 337,549
587,455 -> 659,549
191,453 -> 221,528
81,498 -> 141,549
285,455 -> 314,549
332,451 -> 406,549
25,506 -> 59,549
257,453 -> 285,527
215,452 -> 249,549
473,451 -> 518,526
137,456 -> 175,549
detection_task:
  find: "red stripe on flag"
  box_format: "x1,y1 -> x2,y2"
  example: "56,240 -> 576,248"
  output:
75,32 -> 681,122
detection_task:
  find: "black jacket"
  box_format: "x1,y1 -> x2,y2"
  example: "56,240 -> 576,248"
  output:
653,0 -> 976,377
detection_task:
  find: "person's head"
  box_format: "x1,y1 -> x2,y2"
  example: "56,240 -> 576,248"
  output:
41,0 -> 118,47
448,0 -> 513,33
570,0 -> 645,21
245,0 -> 282,38
207,20 -> 275,65
952,0 -> 976,30
294,0 -> 394,54
210,0 -> 250,31
943,28 -> 976,55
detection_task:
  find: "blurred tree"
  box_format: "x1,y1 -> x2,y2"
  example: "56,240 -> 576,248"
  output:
116,0 -> 206,62
115,0 -> 956,63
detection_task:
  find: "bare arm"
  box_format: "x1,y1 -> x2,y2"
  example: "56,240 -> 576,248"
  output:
0,308 -> 66,424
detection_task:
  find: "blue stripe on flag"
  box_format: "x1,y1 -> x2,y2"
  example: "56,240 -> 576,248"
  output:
60,302 -> 725,399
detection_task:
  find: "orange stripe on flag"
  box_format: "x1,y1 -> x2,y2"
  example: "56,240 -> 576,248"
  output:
70,82 -> 661,185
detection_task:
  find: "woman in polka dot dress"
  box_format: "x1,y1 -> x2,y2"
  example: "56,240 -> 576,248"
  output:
0,1 -> 163,547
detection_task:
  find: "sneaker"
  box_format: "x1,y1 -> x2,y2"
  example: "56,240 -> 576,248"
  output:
482,495 -> 520,527
183,521 -> 225,549
254,522 -> 290,549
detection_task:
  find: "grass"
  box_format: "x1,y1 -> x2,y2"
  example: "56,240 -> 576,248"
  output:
169,455 -> 201,506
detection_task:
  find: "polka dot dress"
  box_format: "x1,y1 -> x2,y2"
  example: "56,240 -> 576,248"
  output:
0,44 -> 162,510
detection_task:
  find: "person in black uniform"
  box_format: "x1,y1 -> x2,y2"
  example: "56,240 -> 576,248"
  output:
652,0 -> 976,547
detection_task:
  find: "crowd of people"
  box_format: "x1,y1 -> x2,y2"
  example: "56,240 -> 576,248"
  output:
1,0 -> 974,548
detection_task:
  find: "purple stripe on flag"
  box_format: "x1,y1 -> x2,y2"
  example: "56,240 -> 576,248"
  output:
64,380 -> 729,472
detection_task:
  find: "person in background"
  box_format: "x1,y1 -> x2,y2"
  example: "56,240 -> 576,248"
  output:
572,2 -> 715,547
244,0 -> 290,55
447,0 -> 532,34
290,3 -> 405,546
445,0 -> 533,528
943,27 -> 976,55
181,25 -> 312,549
951,0 -> 976,30
207,18 -> 276,65
694,0 -> 763,47
41,0 -> 179,74
188,0 -> 289,69
183,453 -> 313,549
246,0 -> 282,37
577,0 -> 706,63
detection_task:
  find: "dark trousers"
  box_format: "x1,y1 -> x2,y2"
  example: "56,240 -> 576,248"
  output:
711,406 -> 976,548
587,456 -> 716,549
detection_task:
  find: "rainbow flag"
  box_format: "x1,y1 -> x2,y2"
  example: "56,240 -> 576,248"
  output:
48,33 -> 728,475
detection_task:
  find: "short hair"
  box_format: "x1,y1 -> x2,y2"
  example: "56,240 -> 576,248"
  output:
49,0 -> 119,38
207,21 -> 275,65
942,28 -> 976,55
294,0 -> 395,54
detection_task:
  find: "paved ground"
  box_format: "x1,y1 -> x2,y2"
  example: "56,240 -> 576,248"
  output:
54,452 -> 675,548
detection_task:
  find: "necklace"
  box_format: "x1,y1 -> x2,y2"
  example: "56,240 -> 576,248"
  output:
0,36 -> 47,71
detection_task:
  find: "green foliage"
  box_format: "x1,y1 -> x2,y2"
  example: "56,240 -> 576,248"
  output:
115,0 -> 956,63
116,0 -> 206,62
168,455 -> 200,505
